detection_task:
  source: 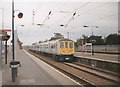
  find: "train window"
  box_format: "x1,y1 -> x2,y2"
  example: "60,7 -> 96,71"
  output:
70,42 -> 73,48
56,44 -> 57,49
51,45 -> 54,48
65,42 -> 68,48
60,42 -> 64,48
53,44 -> 55,48
49,43 -> 50,48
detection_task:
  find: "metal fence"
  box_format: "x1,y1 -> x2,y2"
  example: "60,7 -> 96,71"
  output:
77,45 -> 119,52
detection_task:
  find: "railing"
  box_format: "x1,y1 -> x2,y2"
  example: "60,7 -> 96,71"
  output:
77,45 -> 119,53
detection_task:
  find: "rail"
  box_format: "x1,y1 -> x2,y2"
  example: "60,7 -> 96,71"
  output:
64,62 -> 119,84
28,50 -> 119,86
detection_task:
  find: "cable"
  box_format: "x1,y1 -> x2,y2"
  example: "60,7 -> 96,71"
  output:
23,2 -> 44,38
50,1 -> 112,29
76,2 -> 110,17
75,1 -> 91,11
37,3 -> 66,28
34,2 -> 44,13
40,11 -> 52,27
62,0 -> 91,27
64,12 -> 76,28
49,1 -> 91,28
83,13 -> 117,26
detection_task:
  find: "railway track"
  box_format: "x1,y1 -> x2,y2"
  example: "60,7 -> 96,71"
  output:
64,62 -> 119,84
28,50 -> 119,86
74,62 -> 120,79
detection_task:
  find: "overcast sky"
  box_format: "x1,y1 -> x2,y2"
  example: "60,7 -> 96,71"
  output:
0,0 -> 119,45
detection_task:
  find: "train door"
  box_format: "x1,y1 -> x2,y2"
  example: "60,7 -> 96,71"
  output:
64,41 -> 74,54
59,41 -> 69,54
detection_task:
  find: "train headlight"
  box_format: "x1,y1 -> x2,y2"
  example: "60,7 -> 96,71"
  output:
66,58 -> 69,60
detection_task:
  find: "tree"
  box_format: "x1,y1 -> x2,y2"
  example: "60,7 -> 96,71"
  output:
76,35 -> 105,46
38,41 -> 42,43
106,34 -> 120,45
76,35 -> 88,47
76,33 -> 120,46
87,35 -> 104,45
49,33 -> 64,41
32,43 -> 37,45
54,33 -> 64,39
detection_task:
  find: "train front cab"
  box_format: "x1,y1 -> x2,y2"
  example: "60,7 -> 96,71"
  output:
58,40 -> 75,62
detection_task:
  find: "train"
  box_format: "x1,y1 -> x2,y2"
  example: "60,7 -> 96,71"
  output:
29,38 -> 75,62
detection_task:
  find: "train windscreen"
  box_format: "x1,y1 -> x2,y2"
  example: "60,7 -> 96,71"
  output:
70,42 -> 73,48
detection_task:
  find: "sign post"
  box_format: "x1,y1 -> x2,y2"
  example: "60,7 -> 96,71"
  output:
0,31 -> 10,64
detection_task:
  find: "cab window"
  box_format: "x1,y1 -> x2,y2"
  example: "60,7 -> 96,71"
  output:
60,42 -> 64,48
65,42 -> 68,48
70,42 -> 73,48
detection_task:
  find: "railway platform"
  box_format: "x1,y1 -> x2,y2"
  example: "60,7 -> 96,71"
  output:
2,46 -> 80,85
74,52 -> 119,74
74,52 -> 119,64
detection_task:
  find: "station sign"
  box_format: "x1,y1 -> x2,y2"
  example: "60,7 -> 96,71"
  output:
85,43 -> 92,46
0,31 -> 10,41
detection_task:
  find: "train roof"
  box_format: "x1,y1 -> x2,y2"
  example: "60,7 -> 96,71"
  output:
59,38 -> 74,41
36,38 -> 74,45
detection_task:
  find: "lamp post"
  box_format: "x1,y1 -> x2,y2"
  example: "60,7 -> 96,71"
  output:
10,0 -> 23,82
65,32 -> 75,39
81,36 -> 84,55
60,25 -> 75,39
12,0 -> 15,61
67,32 -> 69,39
83,25 -> 98,55
11,0 -> 23,62
69,32 -> 74,39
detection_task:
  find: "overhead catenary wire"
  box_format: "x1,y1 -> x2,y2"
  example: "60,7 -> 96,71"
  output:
20,2 -> 117,44
51,2 -> 67,14
23,2 -> 44,39
40,11 -> 52,28
21,3 -> 45,39
34,2 -> 44,13
75,1 -> 91,11
36,3 -> 65,28
49,1 -> 111,29
82,13 -> 117,27
63,1 -> 91,28
49,1 -> 91,28
29,1 -> 91,29
64,12 -> 76,28
38,3 -> 67,28
23,3 -> 52,44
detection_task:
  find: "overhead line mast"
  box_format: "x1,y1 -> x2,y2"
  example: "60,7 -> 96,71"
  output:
32,10 -> 35,25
